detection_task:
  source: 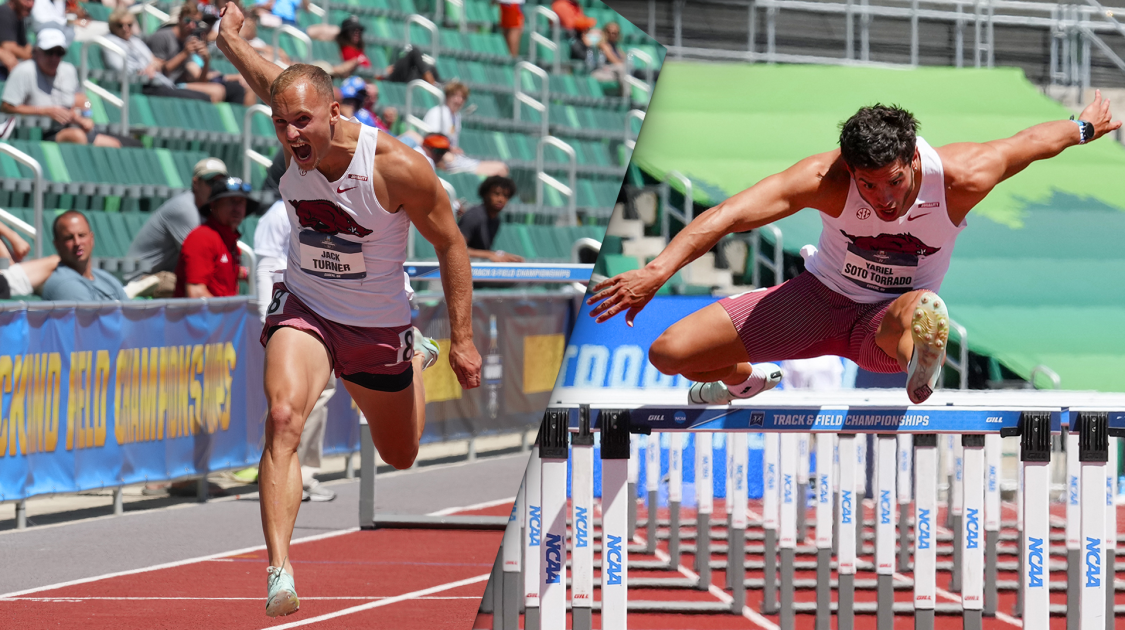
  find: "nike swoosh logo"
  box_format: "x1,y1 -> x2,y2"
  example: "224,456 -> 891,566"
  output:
336,185 -> 357,194
906,213 -> 930,221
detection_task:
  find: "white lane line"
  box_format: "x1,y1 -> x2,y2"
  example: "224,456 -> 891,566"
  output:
638,532 -> 780,630
429,496 -> 515,516
3,596 -> 482,602
259,573 -> 491,629
0,528 -> 360,599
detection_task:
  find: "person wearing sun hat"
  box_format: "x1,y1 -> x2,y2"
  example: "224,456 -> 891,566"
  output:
173,176 -> 258,299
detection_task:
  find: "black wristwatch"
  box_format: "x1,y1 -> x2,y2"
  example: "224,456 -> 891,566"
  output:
1070,116 -> 1095,144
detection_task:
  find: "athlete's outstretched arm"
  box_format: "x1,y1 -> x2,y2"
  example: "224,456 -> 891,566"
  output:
385,142 -> 482,389
941,90 -> 1121,217
215,2 -> 282,103
586,151 -> 840,325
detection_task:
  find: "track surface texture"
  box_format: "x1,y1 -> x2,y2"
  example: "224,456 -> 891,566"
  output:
0,453 -> 528,629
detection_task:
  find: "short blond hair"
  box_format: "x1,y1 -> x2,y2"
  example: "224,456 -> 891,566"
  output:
270,64 -> 335,105
443,80 -> 469,99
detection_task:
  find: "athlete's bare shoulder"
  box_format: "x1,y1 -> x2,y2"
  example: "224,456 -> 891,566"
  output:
933,141 -> 1004,194
796,149 -> 851,217
372,131 -> 442,213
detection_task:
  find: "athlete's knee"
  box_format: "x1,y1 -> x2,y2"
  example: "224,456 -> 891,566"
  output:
648,333 -> 689,375
380,443 -> 418,470
266,403 -> 305,449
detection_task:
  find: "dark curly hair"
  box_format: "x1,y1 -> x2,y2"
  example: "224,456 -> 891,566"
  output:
838,104 -> 919,170
478,175 -> 517,200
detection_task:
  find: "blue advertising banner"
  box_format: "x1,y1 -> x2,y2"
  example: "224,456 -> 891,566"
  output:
0,298 -> 267,501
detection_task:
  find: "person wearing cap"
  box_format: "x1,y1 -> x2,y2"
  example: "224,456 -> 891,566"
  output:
174,176 -> 258,298
0,29 -> 124,147
337,76 -> 397,132
127,158 -> 229,297
0,0 -> 34,81
40,210 -> 129,302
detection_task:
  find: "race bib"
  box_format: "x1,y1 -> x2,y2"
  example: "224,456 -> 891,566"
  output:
841,244 -> 916,294
298,231 -> 366,280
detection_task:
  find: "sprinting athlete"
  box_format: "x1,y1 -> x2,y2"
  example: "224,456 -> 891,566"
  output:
588,97 -> 1118,405
217,3 -> 481,617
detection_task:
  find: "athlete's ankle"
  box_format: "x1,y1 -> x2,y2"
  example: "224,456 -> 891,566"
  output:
718,364 -> 754,387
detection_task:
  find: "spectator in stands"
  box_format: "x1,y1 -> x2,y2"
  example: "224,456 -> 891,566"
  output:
496,0 -> 524,58
127,157 -> 227,297
338,76 -> 397,132
146,2 -> 251,105
31,0 -> 107,44
1,29 -> 129,147
41,210 -> 129,301
333,15 -> 368,71
551,0 -> 596,61
0,221 -> 59,300
251,0 -> 307,28
173,176 -> 258,298
102,7 -> 212,102
0,0 -> 34,81
421,81 -> 508,176
591,21 -> 626,92
383,45 -> 439,85
458,176 -> 524,263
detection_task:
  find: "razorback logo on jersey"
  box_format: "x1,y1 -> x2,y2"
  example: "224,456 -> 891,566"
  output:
291,199 -> 373,237
840,230 -> 941,257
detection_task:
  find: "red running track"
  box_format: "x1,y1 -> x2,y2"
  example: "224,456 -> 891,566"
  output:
0,503 -> 514,630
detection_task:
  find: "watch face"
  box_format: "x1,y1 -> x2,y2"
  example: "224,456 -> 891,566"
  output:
1083,121 -> 1095,142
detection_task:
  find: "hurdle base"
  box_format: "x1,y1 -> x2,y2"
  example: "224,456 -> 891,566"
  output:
898,502 -> 911,571
915,608 -> 935,630
628,481 -> 637,539
963,609 -> 982,630
480,555 -> 497,614
797,482 -> 807,543
572,606 -> 591,630
730,526 -> 746,614
877,574 -> 894,630
984,529 -> 998,617
524,605 -> 539,630
816,548 -> 831,630
501,573 -> 519,630
646,490 -> 658,555
695,511 -> 711,590
1067,548 -> 1079,630
838,573 -> 855,630
1013,533 -> 1023,617
668,499 -> 681,569
761,528 -> 779,615
1108,555 -> 1117,630
949,514 -> 962,592
780,548 -> 795,629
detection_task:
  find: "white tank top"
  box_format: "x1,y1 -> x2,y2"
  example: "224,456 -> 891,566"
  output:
278,124 -> 411,327
804,137 -> 966,304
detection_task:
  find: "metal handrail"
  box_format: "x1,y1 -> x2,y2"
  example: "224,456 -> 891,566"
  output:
514,61 -> 550,137
571,237 -> 601,263
659,170 -> 693,240
624,109 -> 645,151
273,24 -> 312,64
529,6 -> 562,74
80,37 -> 129,133
1029,364 -> 1061,389
0,208 -> 36,238
624,48 -> 655,105
307,2 -> 329,24
130,0 -> 169,34
404,79 -> 445,134
405,15 -> 440,60
0,144 -> 44,258
536,136 -> 578,226
944,318 -> 970,390
237,241 -> 257,297
750,224 -> 784,288
242,104 -> 274,182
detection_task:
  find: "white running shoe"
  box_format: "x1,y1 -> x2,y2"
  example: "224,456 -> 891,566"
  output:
413,327 -> 440,371
688,363 -> 783,405
905,292 -> 949,404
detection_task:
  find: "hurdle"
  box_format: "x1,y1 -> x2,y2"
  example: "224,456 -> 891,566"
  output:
518,387 -> 1125,630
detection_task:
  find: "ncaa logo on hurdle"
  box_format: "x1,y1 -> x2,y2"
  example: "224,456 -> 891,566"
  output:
1085,537 -> 1101,587
575,507 -> 589,548
841,490 -> 853,525
528,506 -> 542,547
783,474 -> 794,504
880,490 -> 892,525
674,411 -> 687,425
1027,537 -> 1045,588
965,508 -> 980,549
544,533 -> 563,584
604,535 -> 623,585
917,509 -> 931,549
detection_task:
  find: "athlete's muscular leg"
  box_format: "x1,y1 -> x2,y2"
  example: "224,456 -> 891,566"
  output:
261,327 -> 332,575
874,289 -> 930,371
648,301 -> 754,385
344,352 -> 427,470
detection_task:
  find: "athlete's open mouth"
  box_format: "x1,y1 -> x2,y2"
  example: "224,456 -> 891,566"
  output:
291,142 -> 312,162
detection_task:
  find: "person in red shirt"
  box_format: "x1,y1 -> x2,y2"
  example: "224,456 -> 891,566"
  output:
174,176 -> 258,298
